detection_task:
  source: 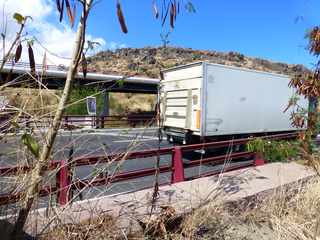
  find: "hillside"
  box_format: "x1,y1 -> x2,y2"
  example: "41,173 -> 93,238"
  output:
88,47 -> 310,78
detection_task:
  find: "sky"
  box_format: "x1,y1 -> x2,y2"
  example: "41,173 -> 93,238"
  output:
1,0 -> 320,68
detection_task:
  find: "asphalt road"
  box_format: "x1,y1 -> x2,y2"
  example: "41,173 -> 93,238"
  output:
0,127 -> 253,210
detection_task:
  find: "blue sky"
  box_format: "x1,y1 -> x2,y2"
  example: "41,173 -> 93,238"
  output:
83,0 -> 320,68
2,0 -> 320,67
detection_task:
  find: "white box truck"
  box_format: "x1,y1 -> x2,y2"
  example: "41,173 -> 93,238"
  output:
161,62 -> 308,144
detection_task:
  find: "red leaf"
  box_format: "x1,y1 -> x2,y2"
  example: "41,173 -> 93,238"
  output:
15,43 -> 22,63
116,0 -> 128,34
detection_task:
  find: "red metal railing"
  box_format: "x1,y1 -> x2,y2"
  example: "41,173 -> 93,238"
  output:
0,132 -> 298,206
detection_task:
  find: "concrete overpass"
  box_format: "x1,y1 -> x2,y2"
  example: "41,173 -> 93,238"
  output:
0,61 -> 159,116
0,61 -> 160,93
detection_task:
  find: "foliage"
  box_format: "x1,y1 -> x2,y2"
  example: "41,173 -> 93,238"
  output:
13,13 -> 24,24
287,26 -> 320,137
21,133 -> 40,158
285,26 -> 320,156
316,113 -> 320,133
246,138 -> 300,162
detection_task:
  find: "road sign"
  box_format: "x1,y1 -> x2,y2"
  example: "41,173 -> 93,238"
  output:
86,97 -> 96,115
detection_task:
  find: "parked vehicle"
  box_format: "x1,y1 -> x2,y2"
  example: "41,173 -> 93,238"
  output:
161,62 -> 308,144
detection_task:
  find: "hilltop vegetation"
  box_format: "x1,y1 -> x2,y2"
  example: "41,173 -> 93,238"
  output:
88,46 -> 309,78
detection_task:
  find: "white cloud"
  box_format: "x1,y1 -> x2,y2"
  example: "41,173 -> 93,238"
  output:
108,41 -> 127,51
0,0 -> 107,65
1,0 -> 53,21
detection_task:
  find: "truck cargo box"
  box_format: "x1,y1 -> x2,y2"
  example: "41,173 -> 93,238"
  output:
161,62 -> 308,143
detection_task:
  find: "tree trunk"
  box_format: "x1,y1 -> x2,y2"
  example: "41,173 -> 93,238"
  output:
10,1 -> 92,239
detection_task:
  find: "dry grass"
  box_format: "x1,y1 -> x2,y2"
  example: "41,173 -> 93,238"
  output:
110,93 -> 156,115
2,87 -> 59,115
176,179 -> 320,240
39,214 -> 142,240
2,88 -> 156,116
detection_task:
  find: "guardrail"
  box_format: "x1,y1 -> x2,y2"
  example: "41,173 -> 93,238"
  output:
0,60 -> 90,73
15,114 -> 156,129
0,132 -> 298,206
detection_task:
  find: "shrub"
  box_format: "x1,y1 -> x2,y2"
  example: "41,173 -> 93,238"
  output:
246,138 -> 300,162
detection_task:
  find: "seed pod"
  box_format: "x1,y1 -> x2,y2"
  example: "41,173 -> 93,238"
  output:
15,42 -> 22,63
170,3 -> 174,29
162,3 -> 169,26
152,1 -> 159,19
65,0 -> 75,28
42,51 -> 47,72
116,0 -> 128,34
28,42 -> 35,73
72,3 -> 76,25
82,53 -> 87,79
59,0 -> 64,22
173,0 -> 177,20
56,0 -> 62,12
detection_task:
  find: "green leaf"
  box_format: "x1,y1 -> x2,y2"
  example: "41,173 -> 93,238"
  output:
21,133 -> 40,158
13,12 -> 25,24
117,79 -> 125,87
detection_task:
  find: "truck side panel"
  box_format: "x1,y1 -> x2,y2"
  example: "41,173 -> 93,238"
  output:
203,63 -> 308,136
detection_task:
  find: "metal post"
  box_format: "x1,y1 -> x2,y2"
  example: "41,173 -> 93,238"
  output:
100,116 -> 105,129
101,90 -> 110,117
26,115 -> 30,130
56,159 -> 71,205
254,152 -> 265,166
171,146 -> 185,183
64,116 -> 68,128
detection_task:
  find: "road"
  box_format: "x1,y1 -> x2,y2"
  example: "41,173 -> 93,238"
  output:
0,127 -> 253,210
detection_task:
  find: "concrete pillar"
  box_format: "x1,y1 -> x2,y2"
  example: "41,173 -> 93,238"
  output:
100,90 -> 110,117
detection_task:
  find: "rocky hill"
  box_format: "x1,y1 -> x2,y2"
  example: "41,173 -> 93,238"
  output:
88,47 -> 310,78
